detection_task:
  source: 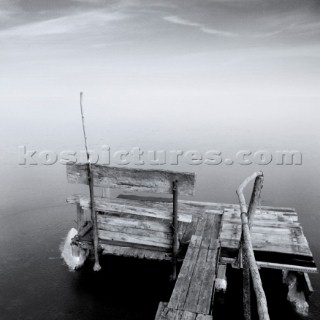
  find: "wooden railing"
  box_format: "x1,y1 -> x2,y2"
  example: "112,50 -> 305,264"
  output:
236,171 -> 270,320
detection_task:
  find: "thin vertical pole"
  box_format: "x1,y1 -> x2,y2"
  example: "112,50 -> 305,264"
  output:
172,180 -> 179,281
79,92 -> 101,272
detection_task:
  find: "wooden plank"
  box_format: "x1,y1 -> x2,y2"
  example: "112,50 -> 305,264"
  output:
158,307 -> 179,320
221,246 -> 316,266
101,243 -> 173,261
222,211 -> 298,223
195,217 -> 208,237
202,213 -> 218,239
220,239 -> 312,256
98,215 -> 172,233
98,221 -> 173,241
180,199 -> 296,213
168,236 -> 202,310
220,257 -> 318,273
68,195 -> 192,223
220,230 -> 309,248
196,315 -> 213,320
196,240 -> 219,314
180,311 -> 197,320
221,224 -> 303,235
69,194 -> 205,218
98,229 -> 172,249
184,238 -> 211,312
180,217 -> 199,245
155,302 -> 167,320
221,218 -> 301,228
67,163 -> 196,196
99,239 -> 171,253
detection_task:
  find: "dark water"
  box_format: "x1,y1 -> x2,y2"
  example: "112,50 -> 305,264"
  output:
0,100 -> 320,319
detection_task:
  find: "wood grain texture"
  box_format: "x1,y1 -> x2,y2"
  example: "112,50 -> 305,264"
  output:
68,195 -> 192,223
168,234 -> 219,316
98,229 -> 172,249
67,163 -> 196,196
100,243 -> 172,260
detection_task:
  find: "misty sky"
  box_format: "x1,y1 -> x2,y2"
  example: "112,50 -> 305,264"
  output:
0,0 -> 320,118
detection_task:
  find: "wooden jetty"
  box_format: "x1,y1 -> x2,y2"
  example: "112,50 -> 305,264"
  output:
63,163 -> 317,319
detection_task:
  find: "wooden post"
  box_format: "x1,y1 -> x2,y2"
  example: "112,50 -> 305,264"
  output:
243,174 -> 264,320
88,164 -> 101,271
243,249 -> 251,320
247,175 -> 264,229
241,212 -> 270,320
172,180 -> 179,281
79,92 -> 101,272
237,171 -> 269,320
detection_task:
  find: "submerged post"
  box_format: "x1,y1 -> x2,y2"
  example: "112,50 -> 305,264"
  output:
236,171 -> 269,320
172,180 -> 179,281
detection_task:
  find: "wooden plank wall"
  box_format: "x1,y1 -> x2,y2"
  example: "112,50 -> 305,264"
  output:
67,163 -> 196,196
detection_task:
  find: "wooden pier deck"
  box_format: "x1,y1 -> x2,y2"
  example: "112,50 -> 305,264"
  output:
64,164 -> 317,319
152,198 -> 317,320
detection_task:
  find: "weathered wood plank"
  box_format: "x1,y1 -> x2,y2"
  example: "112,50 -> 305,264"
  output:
155,302 -> 167,320
184,238 -> 211,312
98,221 -> 173,241
99,239 -> 172,253
202,213 -> 218,239
67,163 -> 196,196
196,241 -> 219,314
168,236 -> 202,310
220,257 -> 318,273
196,315 -> 213,320
194,217 -> 208,237
222,210 -> 298,222
68,195 -> 192,223
221,218 -> 301,228
179,199 -> 296,212
220,239 -> 312,256
97,215 -> 172,233
180,311 -> 197,320
158,307 -> 179,320
220,230 -> 309,248
98,229 -> 172,249
221,224 -> 303,235
101,244 -> 172,261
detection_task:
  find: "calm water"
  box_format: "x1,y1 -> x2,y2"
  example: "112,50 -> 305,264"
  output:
0,98 -> 320,319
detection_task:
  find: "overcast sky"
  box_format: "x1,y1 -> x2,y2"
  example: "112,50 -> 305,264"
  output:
0,0 -> 320,111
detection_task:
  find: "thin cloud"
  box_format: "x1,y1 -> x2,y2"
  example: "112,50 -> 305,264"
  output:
201,27 -> 237,37
163,15 -> 201,27
0,10 -> 126,38
163,15 -> 237,37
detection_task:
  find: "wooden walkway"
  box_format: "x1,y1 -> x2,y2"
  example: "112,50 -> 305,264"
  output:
155,213 -> 221,320
219,206 -> 316,273
67,192 -> 317,318
152,199 -> 317,320
70,196 -> 316,273
64,160 -> 317,319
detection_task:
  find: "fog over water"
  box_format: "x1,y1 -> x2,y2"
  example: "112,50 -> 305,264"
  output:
0,0 -> 320,319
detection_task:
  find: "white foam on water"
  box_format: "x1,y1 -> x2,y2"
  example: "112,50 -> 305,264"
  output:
60,228 -> 87,271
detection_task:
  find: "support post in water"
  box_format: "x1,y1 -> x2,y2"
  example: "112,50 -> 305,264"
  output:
80,92 -> 101,272
243,173 -> 264,320
171,180 -> 179,281
236,171 -> 269,320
